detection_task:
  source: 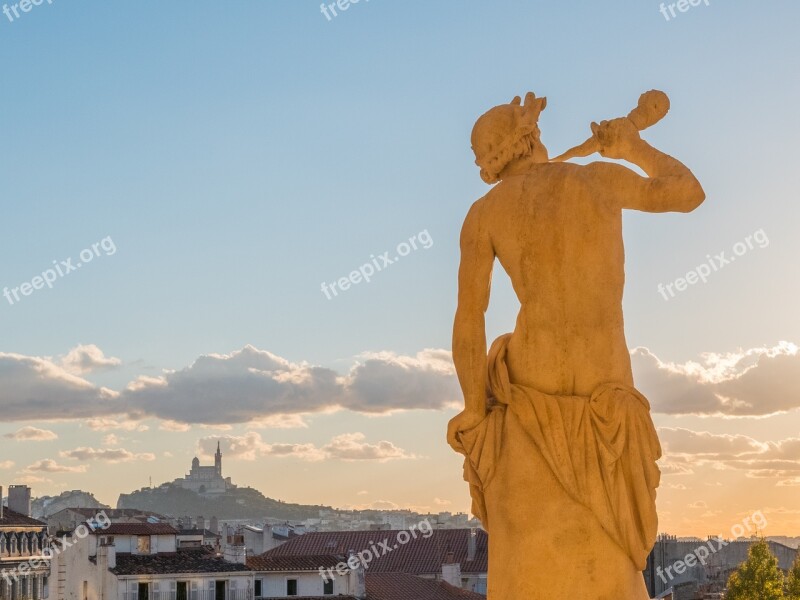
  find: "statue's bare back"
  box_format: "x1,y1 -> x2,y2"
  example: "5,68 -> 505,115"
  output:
478,163 -> 631,396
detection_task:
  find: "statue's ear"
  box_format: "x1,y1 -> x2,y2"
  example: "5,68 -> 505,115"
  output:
539,97 -> 547,112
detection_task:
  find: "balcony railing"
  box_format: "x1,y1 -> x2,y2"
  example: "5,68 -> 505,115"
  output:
122,589 -> 251,600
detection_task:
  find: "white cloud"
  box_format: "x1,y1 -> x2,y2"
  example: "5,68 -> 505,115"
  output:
60,447 -> 156,463
3,340 -> 797,427
123,345 -> 460,425
86,418 -> 149,432
60,344 -> 121,375
160,421 -> 191,432
197,432 -> 414,463
633,342 -> 800,416
102,434 -> 119,446
24,459 -> 87,473
659,427 -> 800,479
0,352 -> 119,421
0,460 -> 14,470
4,426 -> 58,441
434,497 -> 452,506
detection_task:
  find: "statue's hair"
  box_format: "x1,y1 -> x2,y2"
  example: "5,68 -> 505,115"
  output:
473,92 -> 547,184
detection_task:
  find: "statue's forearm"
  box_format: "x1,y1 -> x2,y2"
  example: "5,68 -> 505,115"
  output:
626,139 -> 691,178
452,308 -> 488,414
625,139 -> 705,211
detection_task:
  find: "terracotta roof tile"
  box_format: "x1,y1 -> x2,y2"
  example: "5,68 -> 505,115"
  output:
261,529 -> 487,575
112,549 -> 250,575
366,573 -> 485,600
247,554 -> 345,572
0,509 -> 46,528
100,523 -> 178,535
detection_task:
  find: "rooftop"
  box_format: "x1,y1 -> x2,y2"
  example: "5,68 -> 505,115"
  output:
247,554 -> 345,572
0,508 -> 47,528
260,528 -> 488,575
366,572 -> 486,600
99,523 -> 178,536
112,548 -> 251,576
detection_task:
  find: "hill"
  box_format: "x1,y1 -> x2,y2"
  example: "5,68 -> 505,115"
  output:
117,483 -> 331,521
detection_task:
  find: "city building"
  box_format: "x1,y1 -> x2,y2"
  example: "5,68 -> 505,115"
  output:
50,521 -> 253,600
251,528 -> 488,594
0,486 -> 50,600
47,509 -> 167,536
644,534 -> 798,597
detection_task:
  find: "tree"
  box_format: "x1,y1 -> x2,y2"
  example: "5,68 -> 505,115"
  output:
725,538 -> 784,600
786,552 -> 800,600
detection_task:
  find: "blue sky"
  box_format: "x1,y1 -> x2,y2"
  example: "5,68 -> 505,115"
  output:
1,0 -> 800,535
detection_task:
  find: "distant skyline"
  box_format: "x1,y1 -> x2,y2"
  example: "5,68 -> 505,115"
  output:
2,1 -> 800,537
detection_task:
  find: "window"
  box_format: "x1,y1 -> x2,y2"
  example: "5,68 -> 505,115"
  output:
137,536 -> 151,554
286,579 -> 298,596
83,581 -> 88,600
254,580 -> 262,599
323,579 -> 334,595
138,583 -> 149,600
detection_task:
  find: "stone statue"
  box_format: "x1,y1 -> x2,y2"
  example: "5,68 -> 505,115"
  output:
447,91 -> 705,598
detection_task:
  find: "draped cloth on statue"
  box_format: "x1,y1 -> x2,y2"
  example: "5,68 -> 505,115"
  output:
454,334 -> 662,571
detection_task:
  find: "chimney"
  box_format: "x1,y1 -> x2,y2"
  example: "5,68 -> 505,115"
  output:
347,552 -> 367,599
98,537 -> 117,570
467,528 -> 476,562
223,535 -> 246,565
197,516 -> 205,531
442,551 -> 462,587
209,516 -> 219,534
8,485 -> 32,516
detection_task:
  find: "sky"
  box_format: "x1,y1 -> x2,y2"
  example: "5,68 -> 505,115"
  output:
1,0 -> 799,537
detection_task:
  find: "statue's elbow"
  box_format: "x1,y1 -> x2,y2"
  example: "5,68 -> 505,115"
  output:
677,180 -> 706,213
685,182 -> 706,212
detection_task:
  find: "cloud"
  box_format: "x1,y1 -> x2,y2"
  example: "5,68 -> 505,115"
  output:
4,339 -> 796,427
659,427 -> 800,479
60,344 -> 121,375
85,418 -> 149,432
0,352 -> 119,422
434,497 -> 452,506
24,459 -> 87,473
633,342 -> 800,416
59,447 -> 156,463
4,426 -> 58,441
0,460 -> 14,470
123,345 -> 460,425
160,421 -> 191,432
321,433 -> 415,461
197,432 -> 414,463
102,434 -> 119,446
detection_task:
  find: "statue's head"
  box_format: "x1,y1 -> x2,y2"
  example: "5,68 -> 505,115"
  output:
471,92 -> 548,184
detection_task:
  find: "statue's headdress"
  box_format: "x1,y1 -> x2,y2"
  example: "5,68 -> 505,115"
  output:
471,92 -> 547,184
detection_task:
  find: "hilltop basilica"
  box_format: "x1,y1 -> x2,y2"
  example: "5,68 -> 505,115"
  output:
174,442 -> 236,494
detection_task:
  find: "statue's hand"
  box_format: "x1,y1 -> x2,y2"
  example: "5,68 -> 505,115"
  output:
592,117 -> 642,160
447,408 -> 487,453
